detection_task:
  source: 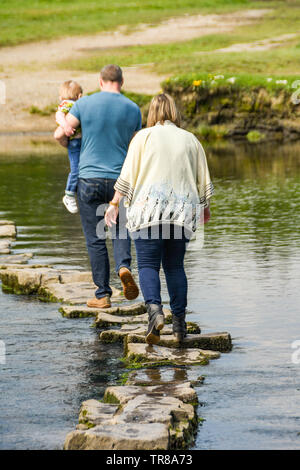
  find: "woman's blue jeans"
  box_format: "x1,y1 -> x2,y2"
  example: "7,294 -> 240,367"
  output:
77,177 -> 131,299
134,224 -> 189,318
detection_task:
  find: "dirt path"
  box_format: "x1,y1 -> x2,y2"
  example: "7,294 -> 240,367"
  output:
198,33 -> 297,54
0,9 -> 270,133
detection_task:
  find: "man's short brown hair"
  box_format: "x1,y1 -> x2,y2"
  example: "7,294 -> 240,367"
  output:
100,64 -> 123,84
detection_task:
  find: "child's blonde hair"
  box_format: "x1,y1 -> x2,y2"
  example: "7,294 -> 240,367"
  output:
59,80 -> 83,101
147,93 -> 181,128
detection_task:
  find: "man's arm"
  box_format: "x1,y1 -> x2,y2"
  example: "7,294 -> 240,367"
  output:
54,113 -> 80,147
54,126 -> 68,148
56,111 -> 75,137
66,112 -> 80,130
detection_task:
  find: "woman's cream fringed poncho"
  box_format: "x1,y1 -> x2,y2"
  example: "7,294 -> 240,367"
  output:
114,121 -> 214,233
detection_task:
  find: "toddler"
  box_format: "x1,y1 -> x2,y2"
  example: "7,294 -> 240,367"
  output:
54,80 -> 83,214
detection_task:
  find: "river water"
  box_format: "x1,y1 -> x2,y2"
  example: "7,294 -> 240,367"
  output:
0,138 -> 299,450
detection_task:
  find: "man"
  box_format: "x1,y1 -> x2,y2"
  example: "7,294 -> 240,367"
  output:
58,64 -> 141,308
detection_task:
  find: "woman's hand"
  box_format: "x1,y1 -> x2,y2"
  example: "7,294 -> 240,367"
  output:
199,206 -> 210,224
105,204 -> 119,228
204,206 -> 210,223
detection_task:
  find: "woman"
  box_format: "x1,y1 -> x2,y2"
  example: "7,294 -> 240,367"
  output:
105,94 -> 213,345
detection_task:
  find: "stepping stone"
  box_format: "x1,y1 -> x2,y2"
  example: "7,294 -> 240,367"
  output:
126,332 -> 231,352
77,400 -> 119,429
95,310 -> 173,327
42,281 -> 122,304
0,220 -> 15,226
64,421 -> 169,450
60,302 -> 146,319
0,253 -> 33,266
95,312 -> 149,327
0,266 -> 123,303
124,367 -> 202,387
104,382 -> 197,405
40,270 -> 123,304
124,343 -> 219,368
0,224 -> 16,238
64,381 -> 197,450
121,321 -> 200,335
99,322 -> 201,343
0,267 -> 52,295
0,264 -> 51,270
0,239 -> 11,254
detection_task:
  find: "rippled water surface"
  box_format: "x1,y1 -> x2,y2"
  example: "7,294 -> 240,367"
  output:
0,140 -> 300,449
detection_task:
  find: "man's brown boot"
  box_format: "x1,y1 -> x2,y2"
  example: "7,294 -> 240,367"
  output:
119,267 -> 139,300
86,295 -> 111,308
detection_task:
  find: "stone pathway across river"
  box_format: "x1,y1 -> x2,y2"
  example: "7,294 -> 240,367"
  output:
0,220 -> 232,450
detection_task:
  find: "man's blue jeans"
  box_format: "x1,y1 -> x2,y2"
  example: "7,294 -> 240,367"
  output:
66,138 -> 81,196
134,224 -> 189,318
77,178 -> 131,299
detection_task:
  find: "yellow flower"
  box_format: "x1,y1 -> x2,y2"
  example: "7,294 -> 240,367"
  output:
193,80 -> 202,87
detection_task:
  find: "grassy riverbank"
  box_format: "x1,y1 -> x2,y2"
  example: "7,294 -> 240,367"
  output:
0,0 -> 273,47
160,73 -> 300,142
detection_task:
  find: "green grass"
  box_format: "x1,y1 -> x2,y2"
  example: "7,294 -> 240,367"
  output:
60,3 -> 300,80
27,104 -> 57,116
246,130 -> 266,142
0,0 -> 272,47
163,72 -> 300,91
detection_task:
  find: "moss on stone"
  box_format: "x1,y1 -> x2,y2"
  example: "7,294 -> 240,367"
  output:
100,330 -> 124,343
37,288 -> 60,303
246,130 -> 266,143
186,322 -> 200,334
102,392 -> 120,405
116,371 -> 130,386
60,307 -> 96,318
78,419 -> 96,429
123,352 -> 209,369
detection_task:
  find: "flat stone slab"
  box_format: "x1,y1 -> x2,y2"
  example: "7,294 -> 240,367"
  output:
0,266 -> 122,303
99,322 -> 201,343
0,267 -> 51,295
0,220 -> 15,226
0,263 -> 51,270
0,239 -> 12,254
0,225 -> 16,238
60,302 -> 146,319
64,381 -> 197,450
43,281 -> 122,304
77,400 -> 119,428
104,382 -> 197,405
125,367 -> 204,387
124,343 -> 219,367
0,253 -> 33,266
65,422 -> 169,450
95,312 -> 149,327
126,332 -> 231,352
95,309 -> 173,327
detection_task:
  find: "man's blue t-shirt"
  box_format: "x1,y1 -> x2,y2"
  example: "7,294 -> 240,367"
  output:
70,91 -> 142,179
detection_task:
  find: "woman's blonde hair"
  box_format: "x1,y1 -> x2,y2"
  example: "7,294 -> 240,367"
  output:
59,80 -> 83,101
147,93 -> 181,128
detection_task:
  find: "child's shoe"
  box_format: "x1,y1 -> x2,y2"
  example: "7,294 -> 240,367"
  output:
63,194 -> 78,214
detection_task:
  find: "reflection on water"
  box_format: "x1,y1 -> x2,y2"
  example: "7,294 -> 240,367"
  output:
0,139 -> 300,449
